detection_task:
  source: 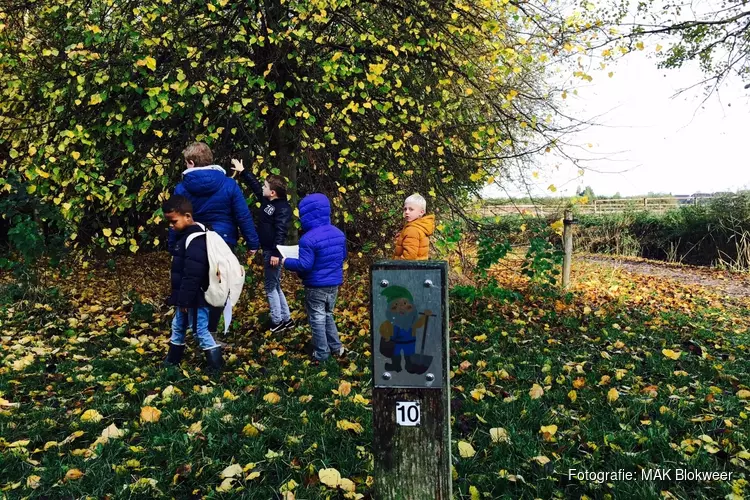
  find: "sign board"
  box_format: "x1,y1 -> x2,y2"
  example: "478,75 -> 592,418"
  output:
371,260 -> 452,499
371,263 -> 445,388
396,401 -> 421,426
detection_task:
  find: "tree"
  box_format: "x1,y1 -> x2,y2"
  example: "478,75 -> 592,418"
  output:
583,0 -> 750,95
1,0 -> 590,253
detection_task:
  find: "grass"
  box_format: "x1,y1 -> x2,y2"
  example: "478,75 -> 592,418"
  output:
0,253 -> 749,499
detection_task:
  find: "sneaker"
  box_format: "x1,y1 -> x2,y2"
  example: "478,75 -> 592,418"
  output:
282,318 -> 296,330
269,322 -> 286,334
333,347 -> 346,358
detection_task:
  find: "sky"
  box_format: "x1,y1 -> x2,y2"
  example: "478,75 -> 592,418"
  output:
484,45 -> 750,199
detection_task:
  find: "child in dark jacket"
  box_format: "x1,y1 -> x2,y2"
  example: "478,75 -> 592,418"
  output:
162,195 -> 224,372
282,194 -> 347,363
231,158 -> 293,332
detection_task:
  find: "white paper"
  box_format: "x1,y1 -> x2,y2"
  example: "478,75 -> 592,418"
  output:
277,245 -> 299,259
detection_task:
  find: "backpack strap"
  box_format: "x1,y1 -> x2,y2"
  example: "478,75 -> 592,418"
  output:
185,223 -> 208,249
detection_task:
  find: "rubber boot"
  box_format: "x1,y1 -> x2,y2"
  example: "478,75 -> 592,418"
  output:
204,346 -> 224,374
384,355 -> 402,373
163,343 -> 185,367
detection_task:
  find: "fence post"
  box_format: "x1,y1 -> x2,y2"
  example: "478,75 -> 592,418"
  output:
562,210 -> 574,289
371,261 -> 451,499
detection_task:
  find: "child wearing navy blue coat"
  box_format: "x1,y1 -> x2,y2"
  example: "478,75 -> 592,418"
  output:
282,194 -> 347,363
162,195 -> 224,372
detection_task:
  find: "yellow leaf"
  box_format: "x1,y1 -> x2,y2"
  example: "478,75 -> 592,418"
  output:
338,478 -> 356,492
540,424 -> 558,436
547,184 -> 557,193
243,423 -> 260,437
26,475 -> 41,489
216,477 -> 235,492
737,390 -> 750,400
71,151 -> 81,160
338,380 -> 352,397
264,392 -> 281,404
489,427 -> 510,444
89,93 -> 102,105
469,485 -> 480,500
352,394 -> 370,405
473,334 -> 487,342
533,455 -> 550,465
65,469 -> 84,481
319,468 -> 342,488
662,349 -> 682,360
100,423 -> 125,441
457,441 -> 476,458
102,228 -> 112,237
336,419 -> 364,434
607,388 -> 619,402
140,406 -> 162,423
529,384 -> 544,399
220,464 -> 244,478
187,421 -> 202,435
145,56 -> 157,71
568,390 -> 577,402
80,409 -> 103,423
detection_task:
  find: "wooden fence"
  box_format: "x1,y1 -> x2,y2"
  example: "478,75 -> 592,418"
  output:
478,196 -> 703,218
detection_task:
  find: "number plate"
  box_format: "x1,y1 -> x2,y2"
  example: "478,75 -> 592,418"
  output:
396,401 -> 421,426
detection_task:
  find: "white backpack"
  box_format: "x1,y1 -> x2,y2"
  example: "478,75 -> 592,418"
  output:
185,223 -> 245,333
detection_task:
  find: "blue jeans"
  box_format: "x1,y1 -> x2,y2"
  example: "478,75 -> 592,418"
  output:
304,286 -> 341,361
170,307 -> 218,350
264,252 -> 291,325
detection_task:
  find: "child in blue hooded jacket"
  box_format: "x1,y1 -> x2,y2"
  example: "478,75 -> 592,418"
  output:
169,142 -> 259,337
282,193 -> 347,362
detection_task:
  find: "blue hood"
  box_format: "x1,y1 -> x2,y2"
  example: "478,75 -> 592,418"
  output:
181,165 -> 227,197
299,193 -> 331,232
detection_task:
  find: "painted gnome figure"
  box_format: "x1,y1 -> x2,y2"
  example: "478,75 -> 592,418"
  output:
379,286 -> 431,373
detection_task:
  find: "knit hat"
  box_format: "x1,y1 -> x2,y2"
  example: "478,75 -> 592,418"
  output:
381,285 -> 413,303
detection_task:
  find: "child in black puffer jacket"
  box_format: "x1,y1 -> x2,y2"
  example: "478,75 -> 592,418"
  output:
162,195 -> 223,372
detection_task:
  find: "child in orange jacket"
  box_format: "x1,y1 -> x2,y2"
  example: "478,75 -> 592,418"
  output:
393,193 -> 435,260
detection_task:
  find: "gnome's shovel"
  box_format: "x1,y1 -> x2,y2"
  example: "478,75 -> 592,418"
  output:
408,312 -> 436,374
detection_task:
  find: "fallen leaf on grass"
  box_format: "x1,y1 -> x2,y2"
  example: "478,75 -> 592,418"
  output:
607,388 -> 619,402
65,469 -> 84,481
737,390 -> 750,400
217,478 -> 235,492
264,392 -> 281,404
26,475 -> 41,489
140,406 -> 161,423
540,424 -> 557,441
319,468 -> 342,488
533,455 -> 550,465
337,419 -> 364,434
80,409 -> 103,423
220,463 -> 243,478
529,384 -> 544,399
458,441 -> 476,458
662,349 -> 682,360
489,427 -> 510,444
243,423 -> 260,437
337,380 -> 352,397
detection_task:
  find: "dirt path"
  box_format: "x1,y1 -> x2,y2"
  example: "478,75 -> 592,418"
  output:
581,255 -> 750,299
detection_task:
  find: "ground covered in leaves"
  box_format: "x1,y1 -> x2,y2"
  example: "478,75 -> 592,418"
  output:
1,253 -> 749,499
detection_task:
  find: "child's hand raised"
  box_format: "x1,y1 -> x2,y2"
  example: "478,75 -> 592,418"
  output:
230,158 -> 244,173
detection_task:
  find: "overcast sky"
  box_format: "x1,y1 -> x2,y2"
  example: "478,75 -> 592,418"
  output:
485,44 -> 750,198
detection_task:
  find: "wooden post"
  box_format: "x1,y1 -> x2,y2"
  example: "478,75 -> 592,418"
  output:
562,210 -> 573,289
371,261 -> 451,500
